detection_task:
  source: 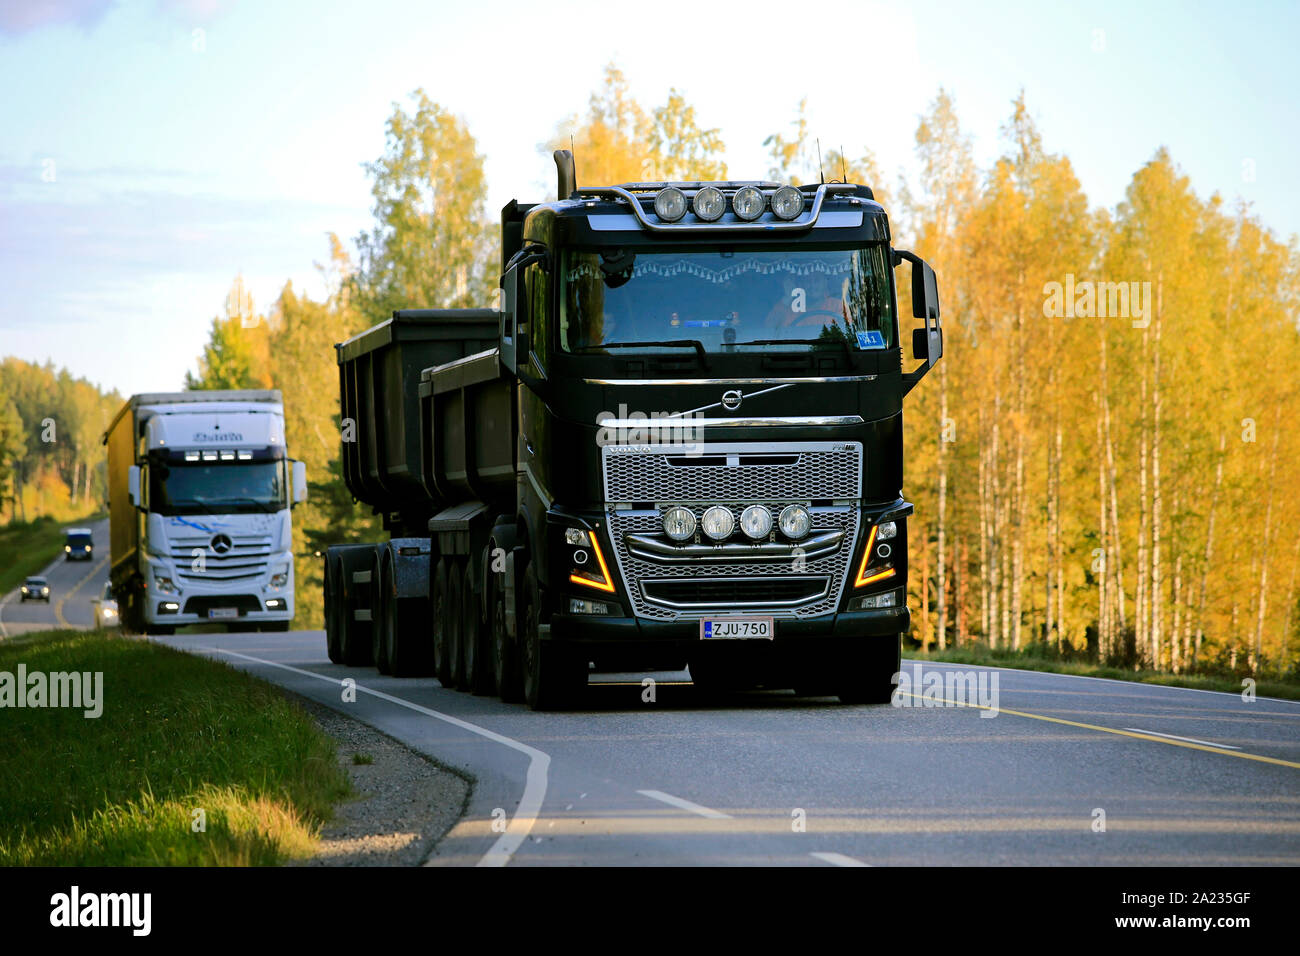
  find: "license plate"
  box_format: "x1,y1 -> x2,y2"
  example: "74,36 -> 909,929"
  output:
700,617 -> 774,640
208,607 -> 239,620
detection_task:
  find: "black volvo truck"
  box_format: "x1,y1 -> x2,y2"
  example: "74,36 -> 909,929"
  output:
323,151 -> 943,710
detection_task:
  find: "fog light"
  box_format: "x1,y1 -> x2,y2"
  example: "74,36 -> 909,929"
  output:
739,505 -> 772,540
778,504 -> 810,539
693,186 -> 725,222
732,185 -> 765,221
654,187 -> 688,222
701,506 -> 735,541
771,184 -> 805,220
265,598 -> 285,610
850,590 -> 899,611
662,506 -> 697,542
568,598 -> 611,615
159,602 -> 179,614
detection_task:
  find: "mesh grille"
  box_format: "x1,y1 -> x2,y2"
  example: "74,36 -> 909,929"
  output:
603,444 -> 860,503
607,505 -> 858,620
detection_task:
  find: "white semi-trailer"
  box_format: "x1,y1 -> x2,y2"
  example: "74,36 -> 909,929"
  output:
103,390 -> 306,634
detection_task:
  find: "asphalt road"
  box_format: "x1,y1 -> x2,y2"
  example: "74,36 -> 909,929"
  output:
0,517 -> 111,637
154,628 -> 1300,867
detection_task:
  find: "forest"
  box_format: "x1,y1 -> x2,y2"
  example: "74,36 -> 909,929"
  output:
13,64 -> 1296,680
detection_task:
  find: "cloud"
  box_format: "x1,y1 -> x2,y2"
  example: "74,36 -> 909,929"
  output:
0,0 -> 115,36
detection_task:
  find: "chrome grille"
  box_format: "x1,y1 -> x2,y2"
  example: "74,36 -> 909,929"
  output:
168,534 -> 274,584
607,505 -> 859,620
603,441 -> 861,503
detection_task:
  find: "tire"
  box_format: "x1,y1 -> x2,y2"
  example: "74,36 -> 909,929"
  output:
490,552 -> 523,703
462,555 -> 494,695
833,635 -> 902,705
339,569 -> 373,667
689,654 -> 759,698
385,558 -> 431,678
521,563 -> 585,711
371,555 -> 392,675
432,558 -> 452,686
325,558 -> 343,664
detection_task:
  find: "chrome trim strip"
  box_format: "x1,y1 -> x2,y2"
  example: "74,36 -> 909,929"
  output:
626,530 -> 843,564
582,376 -> 878,385
597,415 -> 863,428
427,346 -> 497,374
575,183 -> 856,233
640,575 -> 831,609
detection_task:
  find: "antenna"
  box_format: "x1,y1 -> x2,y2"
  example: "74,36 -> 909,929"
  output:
816,138 -> 825,184
840,145 -> 847,183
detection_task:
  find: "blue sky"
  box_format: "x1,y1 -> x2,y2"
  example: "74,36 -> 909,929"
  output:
2,0 -> 1297,396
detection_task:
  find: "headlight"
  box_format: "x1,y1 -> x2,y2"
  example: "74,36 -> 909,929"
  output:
739,505 -> 772,540
270,572 -> 288,588
877,520 -> 898,541
65,545 -> 71,552
778,504 -> 811,539
701,506 -> 735,541
771,184 -> 804,220
153,573 -> 177,595
662,506 -> 697,542
654,187 -> 688,222
42,587 -> 50,594
84,545 -> 91,551
732,185 -> 765,221
692,186 -> 725,222
103,607 -> 117,617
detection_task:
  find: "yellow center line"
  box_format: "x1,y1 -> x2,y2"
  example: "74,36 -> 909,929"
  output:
899,691 -> 1300,770
55,554 -> 109,629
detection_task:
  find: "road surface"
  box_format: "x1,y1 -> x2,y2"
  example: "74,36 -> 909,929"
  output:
154,627 -> 1300,867
0,517 -> 111,637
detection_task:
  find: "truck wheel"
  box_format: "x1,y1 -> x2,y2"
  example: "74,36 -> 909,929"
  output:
462,558 -> 494,695
521,564 -> 585,711
490,555 -> 523,702
385,558 -> 431,678
371,556 -> 392,675
432,559 -> 451,685
339,577 -> 373,667
833,635 -> 902,705
325,558 -> 343,664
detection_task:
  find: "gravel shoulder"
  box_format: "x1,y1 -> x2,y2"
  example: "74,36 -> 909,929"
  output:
288,697 -> 471,867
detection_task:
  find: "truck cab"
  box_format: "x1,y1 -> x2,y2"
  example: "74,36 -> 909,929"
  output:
493,154 -> 943,705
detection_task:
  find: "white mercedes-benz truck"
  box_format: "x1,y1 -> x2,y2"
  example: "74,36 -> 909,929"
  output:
103,390 -> 306,634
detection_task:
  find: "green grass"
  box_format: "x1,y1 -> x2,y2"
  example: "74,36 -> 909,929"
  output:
912,642 -> 1300,702
351,752 -> 374,765
0,517 -> 71,596
0,630 -> 351,865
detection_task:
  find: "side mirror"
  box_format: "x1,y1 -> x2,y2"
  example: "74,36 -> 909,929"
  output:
893,249 -> 944,396
291,460 -> 307,505
128,465 -> 140,507
500,268 -> 525,374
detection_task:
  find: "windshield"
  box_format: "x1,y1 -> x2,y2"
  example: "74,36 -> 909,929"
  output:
67,533 -> 91,547
559,247 -> 895,355
149,460 -> 288,515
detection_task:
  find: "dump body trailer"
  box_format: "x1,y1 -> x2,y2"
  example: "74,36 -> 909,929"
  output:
325,310 -> 501,675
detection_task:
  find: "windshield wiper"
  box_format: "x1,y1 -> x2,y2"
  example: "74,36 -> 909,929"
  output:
574,340 -> 709,366
745,337 -> 854,359
208,496 -> 280,513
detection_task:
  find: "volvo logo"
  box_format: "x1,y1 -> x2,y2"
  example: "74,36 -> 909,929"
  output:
721,389 -> 743,410
210,534 -> 233,555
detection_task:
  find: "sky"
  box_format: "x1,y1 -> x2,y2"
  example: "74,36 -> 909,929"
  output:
2,0 -> 1297,397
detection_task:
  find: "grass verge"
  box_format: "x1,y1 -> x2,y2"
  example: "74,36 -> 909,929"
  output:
912,643 -> 1300,702
0,629 -> 351,865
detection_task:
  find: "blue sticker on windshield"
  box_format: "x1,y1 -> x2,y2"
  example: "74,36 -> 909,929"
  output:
856,330 -> 886,349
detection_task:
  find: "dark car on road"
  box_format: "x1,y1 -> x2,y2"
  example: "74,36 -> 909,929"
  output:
65,528 -> 93,561
20,576 -> 51,602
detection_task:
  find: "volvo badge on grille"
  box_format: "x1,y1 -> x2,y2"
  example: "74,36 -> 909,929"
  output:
721,389 -> 742,410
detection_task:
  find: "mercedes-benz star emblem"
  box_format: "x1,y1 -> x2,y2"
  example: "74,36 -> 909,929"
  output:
211,534 -> 233,555
721,389 -> 743,410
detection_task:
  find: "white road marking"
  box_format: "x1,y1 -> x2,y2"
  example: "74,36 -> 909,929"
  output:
1124,728 -> 1242,749
637,789 -> 732,819
199,647 -> 550,868
810,851 -> 871,867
